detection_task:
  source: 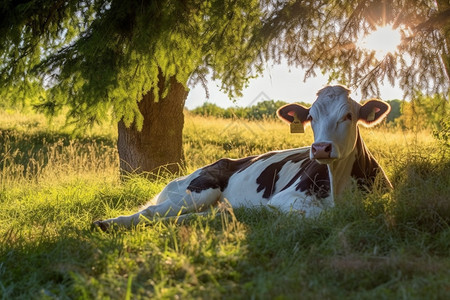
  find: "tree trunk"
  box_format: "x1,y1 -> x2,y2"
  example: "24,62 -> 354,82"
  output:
117,76 -> 188,177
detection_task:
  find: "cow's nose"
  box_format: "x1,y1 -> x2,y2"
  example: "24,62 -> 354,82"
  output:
311,142 -> 332,159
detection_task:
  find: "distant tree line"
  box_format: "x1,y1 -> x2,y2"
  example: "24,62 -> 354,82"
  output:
189,100 -> 294,120
189,97 -> 448,130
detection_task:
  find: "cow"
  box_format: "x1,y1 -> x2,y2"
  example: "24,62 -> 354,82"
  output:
94,85 -> 392,231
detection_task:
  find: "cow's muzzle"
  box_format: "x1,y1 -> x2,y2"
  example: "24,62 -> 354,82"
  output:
311,142 -> 332,159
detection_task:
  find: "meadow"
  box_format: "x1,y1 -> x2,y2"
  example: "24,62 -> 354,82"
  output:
0,108 -> 449,299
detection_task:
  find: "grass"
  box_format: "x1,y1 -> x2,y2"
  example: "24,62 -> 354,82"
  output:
0,109 -> 449,299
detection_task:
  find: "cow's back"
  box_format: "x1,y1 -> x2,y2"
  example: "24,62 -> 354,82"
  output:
152,147 -> 331,216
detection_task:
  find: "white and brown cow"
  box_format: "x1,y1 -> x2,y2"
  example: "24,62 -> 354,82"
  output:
94,85 -> 392,230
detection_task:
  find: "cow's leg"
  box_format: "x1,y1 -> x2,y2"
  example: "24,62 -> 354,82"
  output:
267,189 -> 334,218
158,210 -> 222,224
94,186 -> 222,230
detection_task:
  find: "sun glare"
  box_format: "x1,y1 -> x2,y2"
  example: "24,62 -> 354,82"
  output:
357,25 -> 402,60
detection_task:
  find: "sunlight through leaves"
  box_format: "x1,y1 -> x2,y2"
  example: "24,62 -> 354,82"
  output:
357,25 -> 402,60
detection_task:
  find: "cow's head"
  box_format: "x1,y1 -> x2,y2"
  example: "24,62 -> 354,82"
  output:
277,85 -> 390,164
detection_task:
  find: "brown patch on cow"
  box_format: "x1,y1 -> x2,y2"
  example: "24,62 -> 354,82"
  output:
187,156 -> 256,193
255,152 -> 309,198
275,155 -> 330,198
256,151 -> 330,199
295,158 -> 330,198
351,130 -> 392,191
187,153 -> 279,193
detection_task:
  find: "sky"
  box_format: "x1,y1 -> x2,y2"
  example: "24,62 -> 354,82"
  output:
185,24 -> 406,110
184,62 -> 404,110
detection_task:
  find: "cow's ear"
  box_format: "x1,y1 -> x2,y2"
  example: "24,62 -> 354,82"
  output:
358,99 -> 391,127
277,103 -> 310,124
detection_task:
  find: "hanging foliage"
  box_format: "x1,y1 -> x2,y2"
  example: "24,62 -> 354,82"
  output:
0,0 -> 263,129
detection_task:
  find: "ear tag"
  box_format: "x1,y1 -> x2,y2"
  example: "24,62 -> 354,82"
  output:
290,114 -> 304,134
366,107 -> 380,122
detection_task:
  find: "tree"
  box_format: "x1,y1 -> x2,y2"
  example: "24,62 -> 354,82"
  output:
0,0 -> 262,176
191,103 -> 226,118
385,99 -> 402,124
395,93 -> 449,130
258,0 -> 450,99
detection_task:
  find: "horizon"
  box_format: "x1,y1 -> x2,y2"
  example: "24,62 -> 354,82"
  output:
185,62 -> 404,110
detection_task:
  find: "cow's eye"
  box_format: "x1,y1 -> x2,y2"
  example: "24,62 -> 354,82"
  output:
345,113 -> 352,121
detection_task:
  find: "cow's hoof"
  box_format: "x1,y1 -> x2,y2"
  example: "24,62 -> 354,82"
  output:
92,220 -> 110,232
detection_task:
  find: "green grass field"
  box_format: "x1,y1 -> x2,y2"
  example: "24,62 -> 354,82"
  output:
1,109 -> 449,299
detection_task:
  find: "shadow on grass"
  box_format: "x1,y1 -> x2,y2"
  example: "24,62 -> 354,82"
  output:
389,154 -> 450,234
0,225 -> 124,299
0,129 -> 116,178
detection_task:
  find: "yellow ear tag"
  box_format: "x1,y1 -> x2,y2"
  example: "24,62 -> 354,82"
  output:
290,114 -> 304,133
